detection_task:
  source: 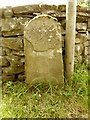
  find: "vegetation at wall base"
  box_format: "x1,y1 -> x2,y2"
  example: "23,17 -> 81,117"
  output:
1,63 -> 88,118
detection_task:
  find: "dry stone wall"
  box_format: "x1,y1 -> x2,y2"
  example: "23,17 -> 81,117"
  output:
0,4 -> 90,82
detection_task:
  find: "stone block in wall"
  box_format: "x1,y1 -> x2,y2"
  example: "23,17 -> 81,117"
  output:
61,26 -> 65,35
2,65 -> 24,75
14,14 -> 35,18
84,46 -> 88,56
88,29 -> 90,32
0,47 -> 2,56
51,12 -> 66,18
2,47 -> 12,56
21,57 -> 25,64
76,16 -> 88,22
85,45 -> 90,55
0,8 -> 3,18
2,37 -> 23,50
76,33 -> 87,43
87,7 -> 90,13
75,38 -> 80,44
18,73 -> 25,81
77,5 -> 88,13
0,19 -> 2,27
88,55 -> 90,67
0,19 -> 2,37
88,19 -> 90,28
3,55 -> 25,75
41,4 -> 57,14
2,18 -> 23,36
89,46 -> 90,55
83,40 -> 90,47
57,5 -> 66,12
0,66 -> 2,76
1,75 -> 15,82
0,28 -> 2,37
60,19 -> 66,30
75,44 -> 84,55
75,55 -> 82,64
87,32 -> 90,39
76,23 -> 87,31
13,5 -> 41,15
3,6 -> 13,18
12,50 -> 24,57
0,56 -> 10,67
77,12 -> 90,18
17,17 -> 30,26
6,55 -> 24,67
0,37 -> 1,47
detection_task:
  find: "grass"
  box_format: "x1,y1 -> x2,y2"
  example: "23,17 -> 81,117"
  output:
1,63 -> 89,118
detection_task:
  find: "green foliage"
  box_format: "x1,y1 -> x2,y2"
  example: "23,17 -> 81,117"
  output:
77,0 -> 90,7
1,63 -> 88,118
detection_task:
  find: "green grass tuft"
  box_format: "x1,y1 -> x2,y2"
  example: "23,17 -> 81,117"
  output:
1,63 -> 88,118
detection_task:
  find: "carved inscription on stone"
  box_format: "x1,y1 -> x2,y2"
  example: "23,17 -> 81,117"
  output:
24,15 -> 64,86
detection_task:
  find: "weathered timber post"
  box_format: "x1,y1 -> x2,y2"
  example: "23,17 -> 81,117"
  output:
65,0 -> 77,81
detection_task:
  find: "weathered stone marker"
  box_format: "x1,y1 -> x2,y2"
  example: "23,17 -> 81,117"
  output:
24,15 -> 64,86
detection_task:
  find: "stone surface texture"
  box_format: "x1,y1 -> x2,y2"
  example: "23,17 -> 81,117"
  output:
24,15 -> 64,85
0,4 -> 89,82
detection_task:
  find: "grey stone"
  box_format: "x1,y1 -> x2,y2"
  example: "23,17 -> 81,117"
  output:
0,56 -> 10,67
57,5 -> 66,12
18,74 -> 25,81
87,29 -> 90,32
2,65 -> 24,75
41,4 -> 57,14
83,40 -> 90,47
3,6 -> 13,17
21,57 -> 25,64
75,44 -> 84,55
6,55 -> 24,67
84,47 -> 88,55
2,18 -> 23,36
2,47 -> 12,56
77,12 -> 90,17
0,47 -> 2,56
88,19 -> 90,28
76,23 -> 87,31
24,15 -> 64,86
52,12 -> 66,18
76,33 -> 87,43
1,75 -> 15,82
75,38 -> 80,44
13,5 -> 41,15
1,55 -> 25,75
61,19 -> 66,30
0,19 -> 2,28
2,37 -> 23,50
77,5 -> 87,13
0,67 -> 2,76
88,46 -> 90,55
87,7 -> 90,13
0,37 -> 2,47
12,50 -> 24,56
87,32 -> 90,40
0,8 -> 3,18
76,16 -> 88,22
17,17 -> 30,26
75,55 -> 82,64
